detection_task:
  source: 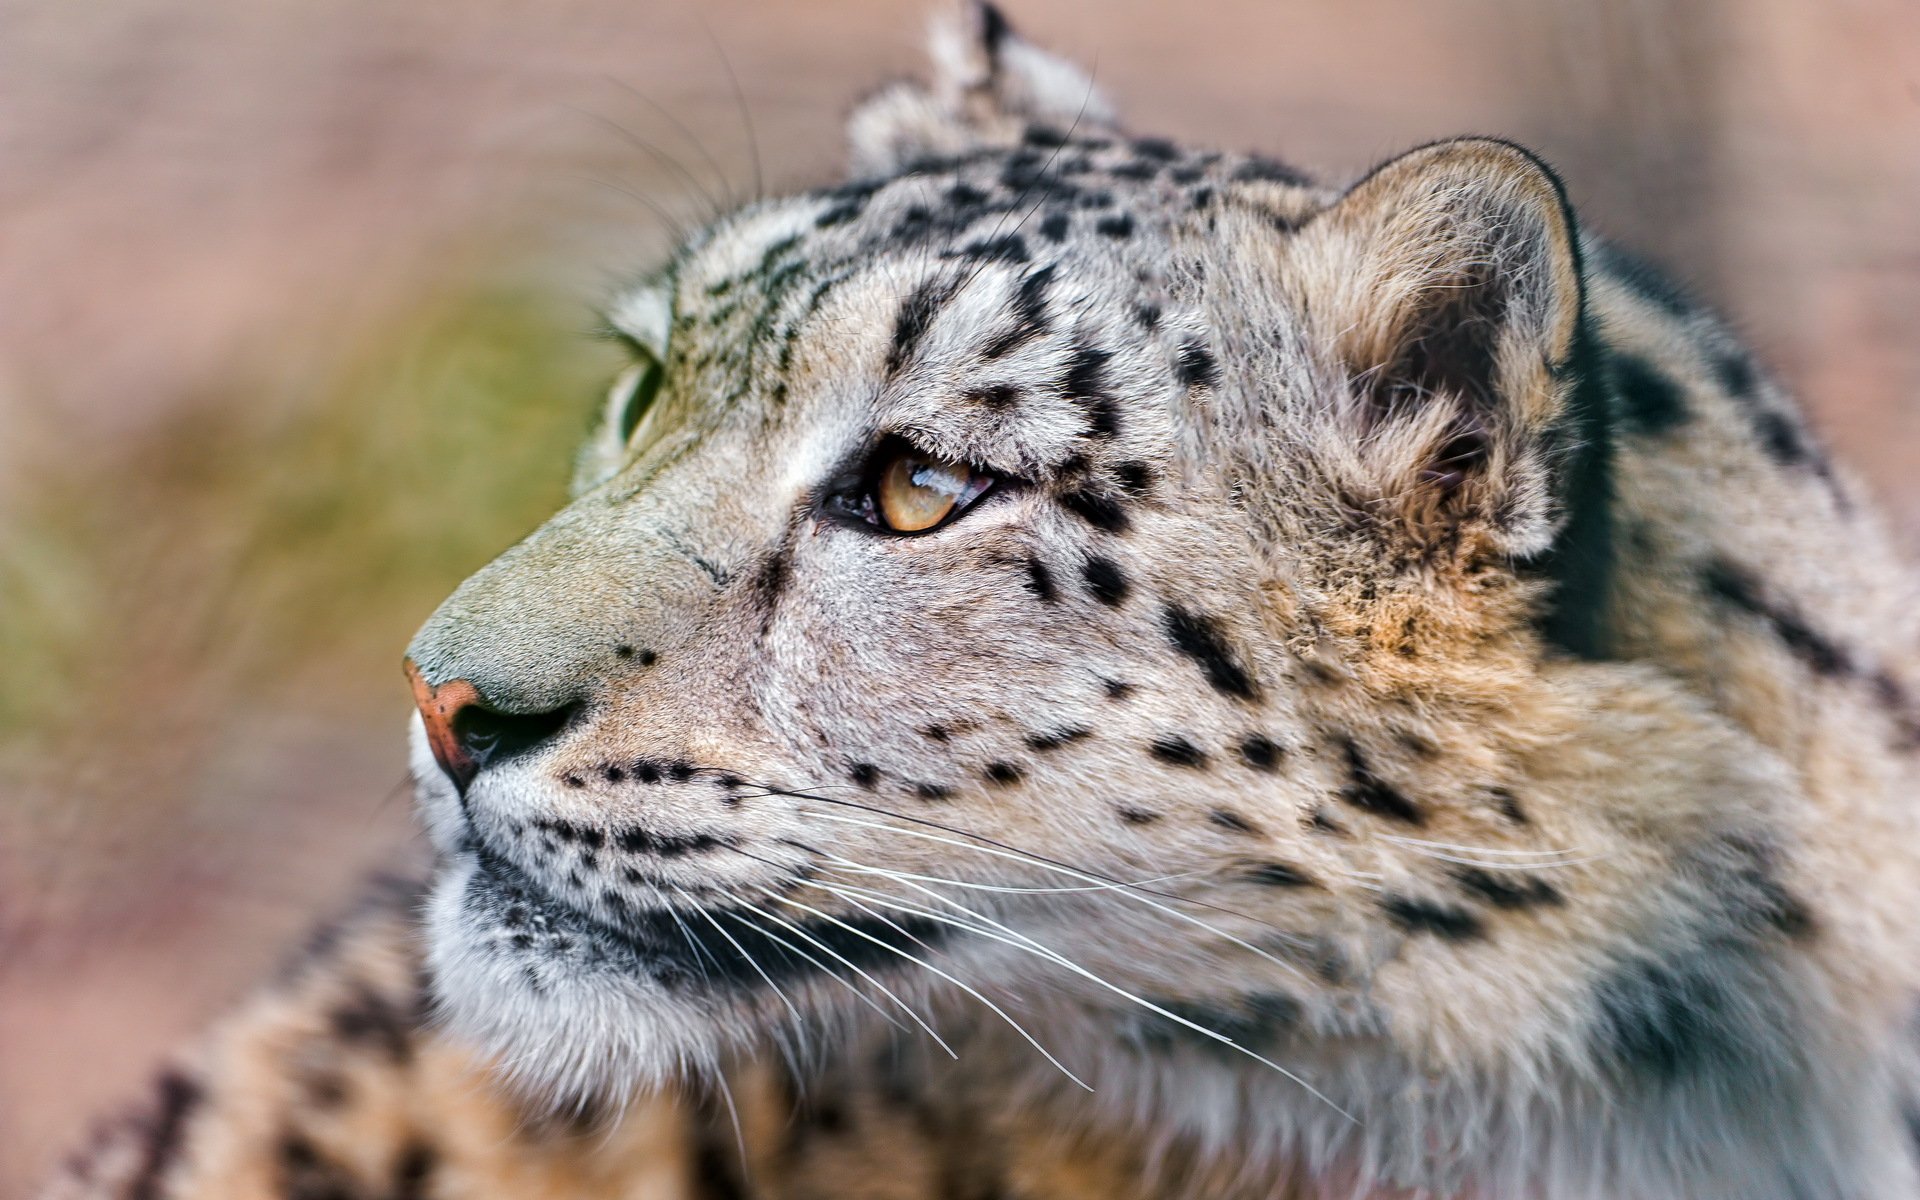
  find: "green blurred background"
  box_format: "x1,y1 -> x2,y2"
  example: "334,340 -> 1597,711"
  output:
2,0 -> 1917,1193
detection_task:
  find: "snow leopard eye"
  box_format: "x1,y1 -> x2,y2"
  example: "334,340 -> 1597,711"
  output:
827,440 -> 997,535
608,348 -> 664,444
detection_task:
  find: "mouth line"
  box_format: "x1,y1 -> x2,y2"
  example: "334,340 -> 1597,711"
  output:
463,843 -> 949,995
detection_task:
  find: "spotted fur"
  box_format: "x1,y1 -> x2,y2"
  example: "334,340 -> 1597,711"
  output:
47,4 -> 1920,1198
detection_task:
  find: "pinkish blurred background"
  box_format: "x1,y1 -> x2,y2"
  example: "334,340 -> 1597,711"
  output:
2,1 -> 1916,1193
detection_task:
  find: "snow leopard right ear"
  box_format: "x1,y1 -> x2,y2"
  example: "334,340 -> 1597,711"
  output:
846,2 -> 1117,178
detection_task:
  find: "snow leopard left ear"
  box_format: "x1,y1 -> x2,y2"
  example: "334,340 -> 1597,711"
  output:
847,2 -> 1117,178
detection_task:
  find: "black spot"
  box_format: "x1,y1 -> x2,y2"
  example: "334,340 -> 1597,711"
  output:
1161,604 -> 1259,700
1133,137 -> 1180,161
982,264 -> 1055,359
1713,349 -> 1759,399
604,765 -> 626,783
1103,678 -> 1136,701
1113,460 -> 1154,496
614,644 -> 634,659
977,0 -> 1011,58
1082,555 -> 1130,606
1336,738 -> 1425,825
1704,560 -> 1854,677
562,774 -> 584,789
751,547 -> 790,622
1189,186 -> 1214,210
1118,806 -> 1161,825
1060,486 -> 1130,533
984,761 -> 1025,786
887,276 -> 954,377
965,383 -> 1021,408
1024,727 -> 1091,751
330,983 -> 412,1063
1149,735 -> 1207,768
1076,189 -> 1114,209
1023,123 -> 1069,148
1209,809 -> 1259,834
1231,158 -> 1310,185
616,827 -> 729,857
634,760 -> 663,784
1024,555 -> 1058,602
847,762 -> 879,789
1169,166 -> 1205,185
1110,161 -> 1157,181
1237,733 -> 1283,771
1037,211 -> 1071,242
1174,339 -> 1220,389
278,1132 -> 358,1200
920,723 -> 952,742
668,762 -> 695,781
1380,894 -> 1484,940
1095,213 -> 1135,238
1590,951 -> 1744,1085
912,782 -> 953,801
1612,351 -> 1689,434
1060,344 -> 1120,438
1134,303 -> 1161,331
126,1071 -> 204,1200
391,1141 -> 437,1200
1491,788 -> 1529,825
959,233 -> 1029,264
1246,862 -> 1315,888
1308,808 -> 1345,835
815,201 -> 864,228
948,181 -> 990,207
1452,867 -> 1563,910
1751,407 -> 1815,467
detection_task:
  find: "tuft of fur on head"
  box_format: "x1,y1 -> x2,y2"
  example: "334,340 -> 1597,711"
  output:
848,1 -> 1114,177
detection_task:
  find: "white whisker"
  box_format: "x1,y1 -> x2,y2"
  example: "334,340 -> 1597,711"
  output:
805,810 -> 1314,969
761,889 -> 1091,1090
812,874 -> 1354,1122
718,907 -> 914,1040
735,898 -> 957,1058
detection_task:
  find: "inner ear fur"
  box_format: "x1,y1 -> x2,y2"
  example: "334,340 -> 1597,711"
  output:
1282,138 -> 1587,551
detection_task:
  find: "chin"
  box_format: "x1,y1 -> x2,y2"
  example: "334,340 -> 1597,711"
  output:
420,849 -> 736,1110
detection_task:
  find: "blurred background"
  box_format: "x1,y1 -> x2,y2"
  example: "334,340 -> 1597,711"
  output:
1,0 -> 1916,1192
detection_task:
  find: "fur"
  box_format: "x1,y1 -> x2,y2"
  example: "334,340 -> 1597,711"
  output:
47,4 -> 1920,1198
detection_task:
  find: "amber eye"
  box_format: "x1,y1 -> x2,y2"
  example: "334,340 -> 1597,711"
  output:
837,444 -> 995,535
878,453 -> 973,532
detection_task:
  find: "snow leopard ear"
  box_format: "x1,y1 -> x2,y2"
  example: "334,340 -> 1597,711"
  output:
1280,138 -> 1596,562
846,2 -> 1116,178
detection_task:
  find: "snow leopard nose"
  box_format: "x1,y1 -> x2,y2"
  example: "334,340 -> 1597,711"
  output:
404,658 -> 577,792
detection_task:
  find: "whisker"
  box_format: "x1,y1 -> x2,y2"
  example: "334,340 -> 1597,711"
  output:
819,855 -> 1205,895
718,907 -> 916,1042
598,74 -> 738,211
699,18 -> 762,202
1377,834 -> 1588,859
678,888 -> 805,1031
755,780 -> 1298,935
564,105 -> 725,218
762,890 -> 1090,1090
1382,845 -> 1610,872
804,809 -> 1314,973
814,873 -> 1353,1122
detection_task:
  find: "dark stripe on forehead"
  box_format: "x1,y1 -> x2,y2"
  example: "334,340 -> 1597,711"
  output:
982,263 -> 1056,360
888,276 -> 958,378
